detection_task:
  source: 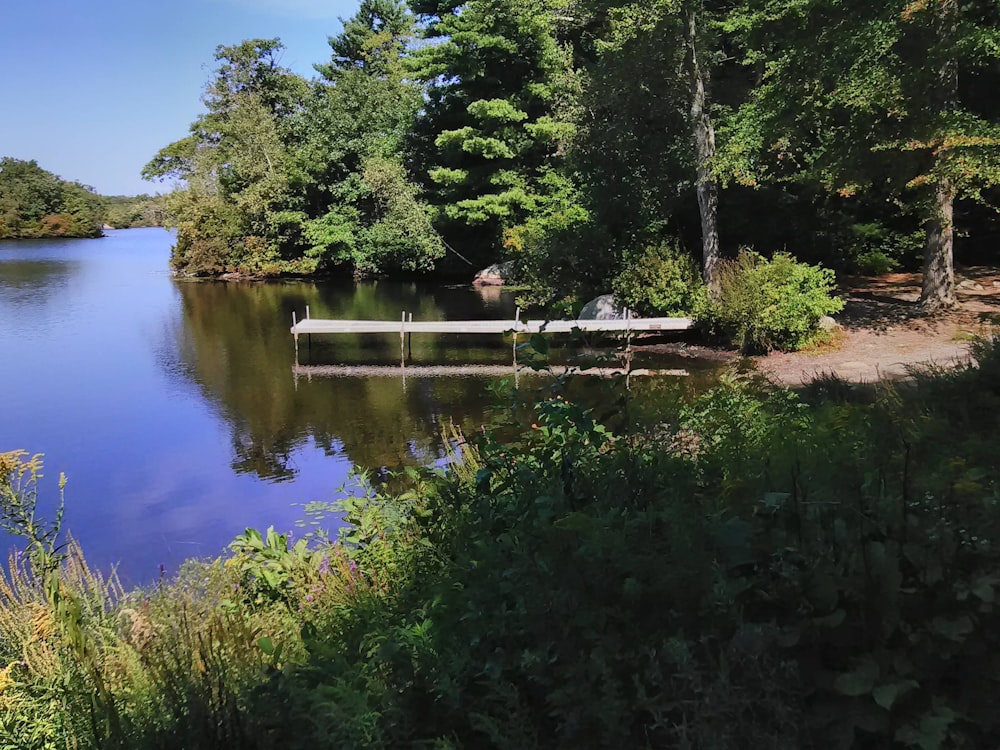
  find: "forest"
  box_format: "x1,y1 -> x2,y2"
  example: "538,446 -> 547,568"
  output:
0,157 -> 167,238
143,0 -> 1000,313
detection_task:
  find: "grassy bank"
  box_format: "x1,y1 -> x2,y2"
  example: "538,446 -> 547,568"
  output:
2,337 -> 1000,749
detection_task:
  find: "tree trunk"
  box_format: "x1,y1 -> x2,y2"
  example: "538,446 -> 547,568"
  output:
687,7 -> 721,297
920,0 -> 959,310
920,178 -> 955,310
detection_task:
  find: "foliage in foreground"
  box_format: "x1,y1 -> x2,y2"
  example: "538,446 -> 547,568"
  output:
3,337 -> 1000,748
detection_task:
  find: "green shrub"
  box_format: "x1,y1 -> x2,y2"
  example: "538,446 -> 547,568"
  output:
854,249 -> 898,275
611,241 -> 707,316
847,222 -> 923,275
707,250 -> 843,353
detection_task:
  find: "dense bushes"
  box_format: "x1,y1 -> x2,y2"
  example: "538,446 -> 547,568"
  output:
611,241 -> 707,316
3,337 -> 1000,748
846,222 -> 923,275
706,250 -> 844,353
607,244 -> 844,353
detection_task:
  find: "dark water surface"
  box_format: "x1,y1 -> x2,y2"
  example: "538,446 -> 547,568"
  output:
0,229 -> 717,582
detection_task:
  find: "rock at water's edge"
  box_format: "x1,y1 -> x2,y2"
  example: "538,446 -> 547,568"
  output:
473,261 -> 515,287
579,294 -> 627,320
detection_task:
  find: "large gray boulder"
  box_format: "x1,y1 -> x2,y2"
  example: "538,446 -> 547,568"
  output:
578,294 -> 628,320
473,261 -> 515,287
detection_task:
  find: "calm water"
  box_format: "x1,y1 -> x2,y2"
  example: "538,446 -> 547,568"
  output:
0,229 -> 716,582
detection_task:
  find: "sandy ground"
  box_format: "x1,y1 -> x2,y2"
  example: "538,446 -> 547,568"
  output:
753,267 -> 1000,385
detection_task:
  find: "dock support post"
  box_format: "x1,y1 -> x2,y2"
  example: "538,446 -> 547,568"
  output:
625,308 -> 632,353
512,306 -> 520,370
400,311 -> 406,364
292,311 -> 299,359
624,308 -> 632,390
514,307 -> 520,387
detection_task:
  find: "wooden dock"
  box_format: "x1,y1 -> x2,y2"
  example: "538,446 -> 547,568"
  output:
289,307 -> 693,355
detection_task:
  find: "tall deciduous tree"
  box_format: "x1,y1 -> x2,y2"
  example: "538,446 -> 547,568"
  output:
146,11 -> 442,278
581,0 -> 730,293
721,0 -> 1000,309
144,39 -> 309,275
686,3 -> 722,294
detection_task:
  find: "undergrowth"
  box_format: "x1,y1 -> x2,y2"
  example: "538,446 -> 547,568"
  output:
2,335 -> 1000,748
706,250 -> 844,353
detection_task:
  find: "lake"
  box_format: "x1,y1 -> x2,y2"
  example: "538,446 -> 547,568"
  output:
0,228 -> 715,582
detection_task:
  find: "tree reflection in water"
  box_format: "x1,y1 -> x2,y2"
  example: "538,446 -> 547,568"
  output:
166,279 -> 520,480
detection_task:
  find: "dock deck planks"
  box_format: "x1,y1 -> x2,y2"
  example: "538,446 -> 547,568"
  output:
290,315 -> 693,337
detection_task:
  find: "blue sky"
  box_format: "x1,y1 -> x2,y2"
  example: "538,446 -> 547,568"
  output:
0,0 -> 359,195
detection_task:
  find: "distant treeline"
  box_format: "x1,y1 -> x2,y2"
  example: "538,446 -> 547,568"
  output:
101,193 -> 169,230
0,157 -> 166,240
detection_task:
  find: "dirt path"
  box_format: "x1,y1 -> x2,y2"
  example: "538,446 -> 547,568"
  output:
754,267 -> 1000,385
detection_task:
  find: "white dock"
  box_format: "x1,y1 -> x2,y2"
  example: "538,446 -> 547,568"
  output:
290,317 -> 693,334
292,363 -> 689,379
289,306 -> 693,354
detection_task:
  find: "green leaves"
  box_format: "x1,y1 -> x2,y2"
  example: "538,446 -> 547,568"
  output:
151,5 -> 442,278
428,167 -> 468,186
721,0 -> 1000,305
612,241 -> 707,316
833,656 -> 880,697
461,136 -> 517,159
229,525 -> 319,604
704,250 -> 844,353
831,656 -> 919,711
409,0 -> 579,255
304,208 -> 359,266
467,99 -> 529,123
434,127 -> 477,150
872,680 -> 918,711
895,707 -> 956,750
928,614 -> 974,642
